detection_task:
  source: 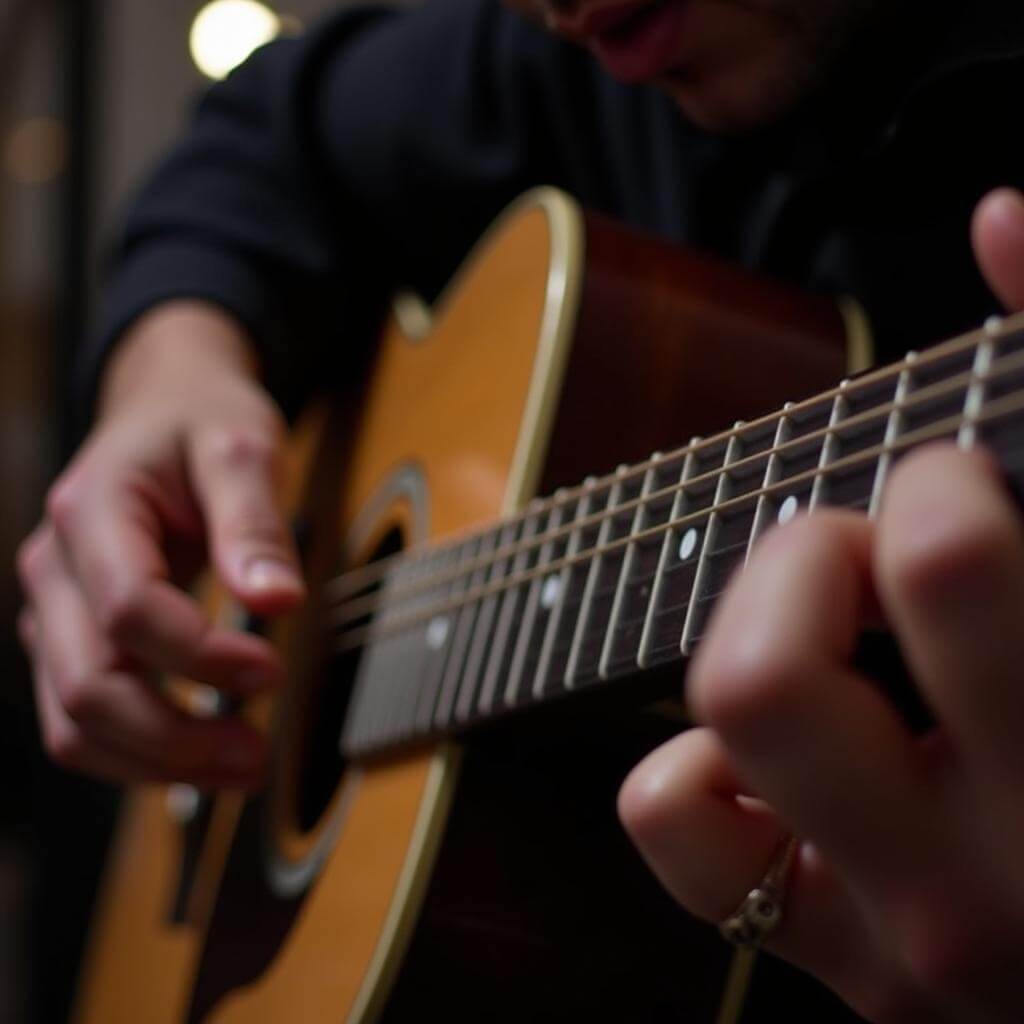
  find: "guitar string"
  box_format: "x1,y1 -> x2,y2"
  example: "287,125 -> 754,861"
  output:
325,318 -> 1017,610
328,337 -> 1024,627
332,354 -> 1014,638
328,357 -> 966,626
344,461 -> 887,752
324,316 -> 1010,602
330,384 -> 1023,655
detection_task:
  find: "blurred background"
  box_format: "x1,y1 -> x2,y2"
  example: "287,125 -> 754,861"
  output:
0,2 -> 366,1020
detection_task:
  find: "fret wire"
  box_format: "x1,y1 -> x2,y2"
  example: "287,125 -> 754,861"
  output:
411,538 -> 476,734
355,557 -> 420,748
809,389 -> 849,510
431,528 -> 498,729
452,518 -> 522,723
339,583 -> 392,752
532,478 -> 601,698
328,339 -> 1024,627
365,564 -> 415,746
334,387 -> 1024,656
694,537 -> 754,561
868,363 -> 913,518
680,432 -> 743,656
404,548 -> 451,736
475,503 -> 546,715
385,553 -> 439,743
745,406 -> 793,563
325,315 -> 1023,606
565,466 -> 631,689
679,419 -> 780,646
599,455 -> 663,680
638,439 -> 700,669
501,493 -> 570,707
958,326 -> 996,449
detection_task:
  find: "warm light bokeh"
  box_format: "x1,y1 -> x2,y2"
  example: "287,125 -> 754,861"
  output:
189,0 -> 282,81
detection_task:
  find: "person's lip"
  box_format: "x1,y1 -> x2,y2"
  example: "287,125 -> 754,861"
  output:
550,1 -> 692,83
547,0 -> 654,42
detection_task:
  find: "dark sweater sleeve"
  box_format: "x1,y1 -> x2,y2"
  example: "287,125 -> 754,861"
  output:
82,6 -> 370,419
82,0 -> 676,421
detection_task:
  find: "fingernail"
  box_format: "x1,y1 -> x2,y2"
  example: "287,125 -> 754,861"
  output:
244,558 -> 302,594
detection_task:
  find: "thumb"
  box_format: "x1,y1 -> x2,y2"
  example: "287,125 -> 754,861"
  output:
972,187 -> 1024,313
189,421 -> 305,615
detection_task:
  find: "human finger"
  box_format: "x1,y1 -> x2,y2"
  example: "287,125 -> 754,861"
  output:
971,187 -> 1024,312
19,527 -> 269,786
618,728 -> 903,1015
187,415 -> 305,616
875,443 -> 1024,790
620,727 -> 783,921
46,468 -> 284,693
33,638 -> 265,789
686,512 -> 935,895
23,604 -> 182,784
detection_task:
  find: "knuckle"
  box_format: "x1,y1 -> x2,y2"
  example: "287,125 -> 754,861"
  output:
882,507 -> 1013,606
93,579 -> 148,641
43,721 -> 89,769
55,667 -> 104,726
45,471 -> 86,532
879,442 -> 1018,605
16,608 -> 35,649
204,421 -> 281,472
617,760 -> 666,845
689,511 -> 857,731
689,634 -> 804,734
15,529 -> 49,590
225,509 -> 291,549
756,511 -> 843,564
617,734 -> 701,845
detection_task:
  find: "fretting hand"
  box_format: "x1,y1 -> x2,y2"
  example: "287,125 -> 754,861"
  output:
618,187 -> 1024,1024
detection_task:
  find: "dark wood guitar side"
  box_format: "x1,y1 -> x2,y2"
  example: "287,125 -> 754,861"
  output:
73,188 -> 864,1023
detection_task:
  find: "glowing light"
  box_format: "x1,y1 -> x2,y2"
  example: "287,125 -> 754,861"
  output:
4,117 -> 67,185
189,0 -> 283,81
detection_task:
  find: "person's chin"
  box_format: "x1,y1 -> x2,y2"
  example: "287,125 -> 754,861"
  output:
655,60 -> 812,135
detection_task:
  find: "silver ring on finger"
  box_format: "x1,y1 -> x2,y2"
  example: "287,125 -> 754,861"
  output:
718,834 -> 799,949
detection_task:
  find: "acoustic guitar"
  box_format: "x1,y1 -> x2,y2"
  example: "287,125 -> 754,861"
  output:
72,188 -> 1020,1023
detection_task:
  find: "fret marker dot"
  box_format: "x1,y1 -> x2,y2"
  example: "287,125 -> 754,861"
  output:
778,495 -> 799,525
425,616 -> 450,651
166,784 -> 201,824
541,574 -> 562,610
191,684 -> 221,718
679,528 -> 699,561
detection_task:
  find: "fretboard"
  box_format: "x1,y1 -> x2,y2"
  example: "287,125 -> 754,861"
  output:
339,314 -> 1024,758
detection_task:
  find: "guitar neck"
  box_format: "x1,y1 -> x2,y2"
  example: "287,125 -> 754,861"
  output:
339,313 -> 1024,759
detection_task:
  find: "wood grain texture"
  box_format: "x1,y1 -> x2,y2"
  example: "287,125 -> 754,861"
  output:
541,211 -> 847,491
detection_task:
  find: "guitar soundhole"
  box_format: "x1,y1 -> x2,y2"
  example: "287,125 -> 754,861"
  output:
295,526 -> 404,832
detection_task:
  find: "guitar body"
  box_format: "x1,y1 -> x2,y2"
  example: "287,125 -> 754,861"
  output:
73,189 -> 861,1022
